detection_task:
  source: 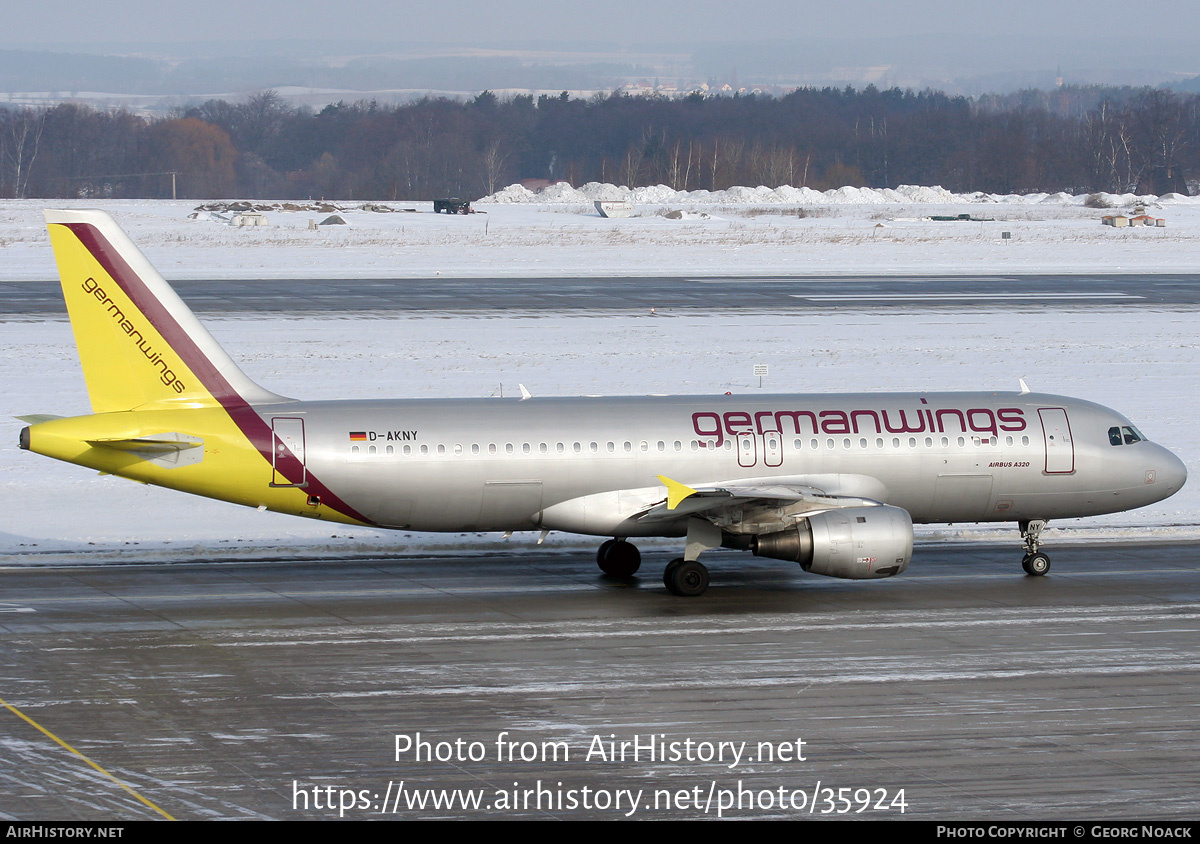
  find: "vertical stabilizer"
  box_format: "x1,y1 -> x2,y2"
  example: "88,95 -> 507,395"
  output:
44,210 -> 289,412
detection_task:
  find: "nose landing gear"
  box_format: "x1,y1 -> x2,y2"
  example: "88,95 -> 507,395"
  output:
1019,519 -> 1051,576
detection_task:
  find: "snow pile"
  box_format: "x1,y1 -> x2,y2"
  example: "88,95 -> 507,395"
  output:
479,181 -> 1189,208
482,183 -> 539,203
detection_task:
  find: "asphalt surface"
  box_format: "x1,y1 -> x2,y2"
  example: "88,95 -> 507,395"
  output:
5,273 -> 1200,315
2,541 -> 1198,820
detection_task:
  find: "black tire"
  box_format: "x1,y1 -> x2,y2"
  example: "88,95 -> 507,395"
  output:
599,540 -> 640,577
668,560 -> 709,597
596,539 -> 617,569
1022,552 -> 1051,576
663,558 -> 685,592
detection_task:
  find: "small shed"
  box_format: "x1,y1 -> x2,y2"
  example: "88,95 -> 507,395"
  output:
232,211 -> 269,227
1129,215 -> 1166,227
1101,215 -> 1129,227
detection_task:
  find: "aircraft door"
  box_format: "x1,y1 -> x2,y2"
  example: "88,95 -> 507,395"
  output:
1038,407 -> 1075,474
737,432 -> 757,468
270,416 -> 307,487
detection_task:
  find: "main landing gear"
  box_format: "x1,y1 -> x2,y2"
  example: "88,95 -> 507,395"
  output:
1019,519 -> 1051,576
597,538 -> 641,578
663,558 -> 710,597
597,521 -> 721,596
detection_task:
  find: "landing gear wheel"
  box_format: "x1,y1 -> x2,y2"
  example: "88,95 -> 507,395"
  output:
597,539 -> 641,577
1022,552 -> 1051,576
665,559 -> 709,597
663,558 -> 684,591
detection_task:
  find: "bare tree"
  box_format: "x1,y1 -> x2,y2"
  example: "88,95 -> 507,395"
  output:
3,108 -> 46,199
480,139 -> 509,197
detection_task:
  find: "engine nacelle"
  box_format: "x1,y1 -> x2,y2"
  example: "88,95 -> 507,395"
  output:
751,505 -> 912,579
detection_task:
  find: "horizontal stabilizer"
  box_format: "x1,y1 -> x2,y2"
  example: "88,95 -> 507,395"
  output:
16,414 -> 65,425
87,432 -> 203,452
86,432 -> 204,468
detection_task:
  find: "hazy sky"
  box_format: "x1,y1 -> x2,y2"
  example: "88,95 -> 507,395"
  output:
5,0 -> 1199,47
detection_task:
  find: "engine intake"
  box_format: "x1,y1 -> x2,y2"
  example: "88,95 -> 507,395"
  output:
751,505 -> 912,579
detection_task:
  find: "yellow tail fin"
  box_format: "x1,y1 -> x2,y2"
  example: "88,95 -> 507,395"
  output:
45,210 -> 286,412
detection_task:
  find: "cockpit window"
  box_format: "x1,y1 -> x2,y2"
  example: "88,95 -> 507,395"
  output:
1109,425 -> 1146,446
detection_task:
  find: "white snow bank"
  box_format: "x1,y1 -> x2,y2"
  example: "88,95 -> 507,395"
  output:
479,181 -> 1189,208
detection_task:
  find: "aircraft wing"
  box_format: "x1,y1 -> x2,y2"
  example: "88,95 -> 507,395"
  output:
538,472 -> 894,537
635,474 -> 887,524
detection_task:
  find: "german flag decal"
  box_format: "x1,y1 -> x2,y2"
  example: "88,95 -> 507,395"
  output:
349,431 -> 367,441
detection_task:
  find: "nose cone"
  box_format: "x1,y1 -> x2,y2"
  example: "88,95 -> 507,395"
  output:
1150,445 -> 1187,501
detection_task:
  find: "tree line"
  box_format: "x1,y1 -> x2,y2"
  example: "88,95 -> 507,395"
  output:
2,85 -> 1196,201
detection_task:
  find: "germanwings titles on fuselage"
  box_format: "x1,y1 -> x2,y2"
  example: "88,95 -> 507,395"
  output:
19,210 -> 1187,596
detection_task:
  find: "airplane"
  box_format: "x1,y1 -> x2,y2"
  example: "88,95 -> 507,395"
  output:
18,209 -> 1188,597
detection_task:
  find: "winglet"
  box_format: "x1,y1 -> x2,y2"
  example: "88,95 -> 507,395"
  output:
1018,378 -> 1030,395
657,475 -> 697,510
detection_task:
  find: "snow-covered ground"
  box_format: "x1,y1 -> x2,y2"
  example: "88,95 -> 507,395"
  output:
0,183 -> 1196,281
0,185 -> 1196,565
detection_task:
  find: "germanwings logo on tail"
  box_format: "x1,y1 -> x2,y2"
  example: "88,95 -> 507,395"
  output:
80,276 -> 187,393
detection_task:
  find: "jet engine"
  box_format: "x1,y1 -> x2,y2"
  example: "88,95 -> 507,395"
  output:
750,505 -> 912,579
